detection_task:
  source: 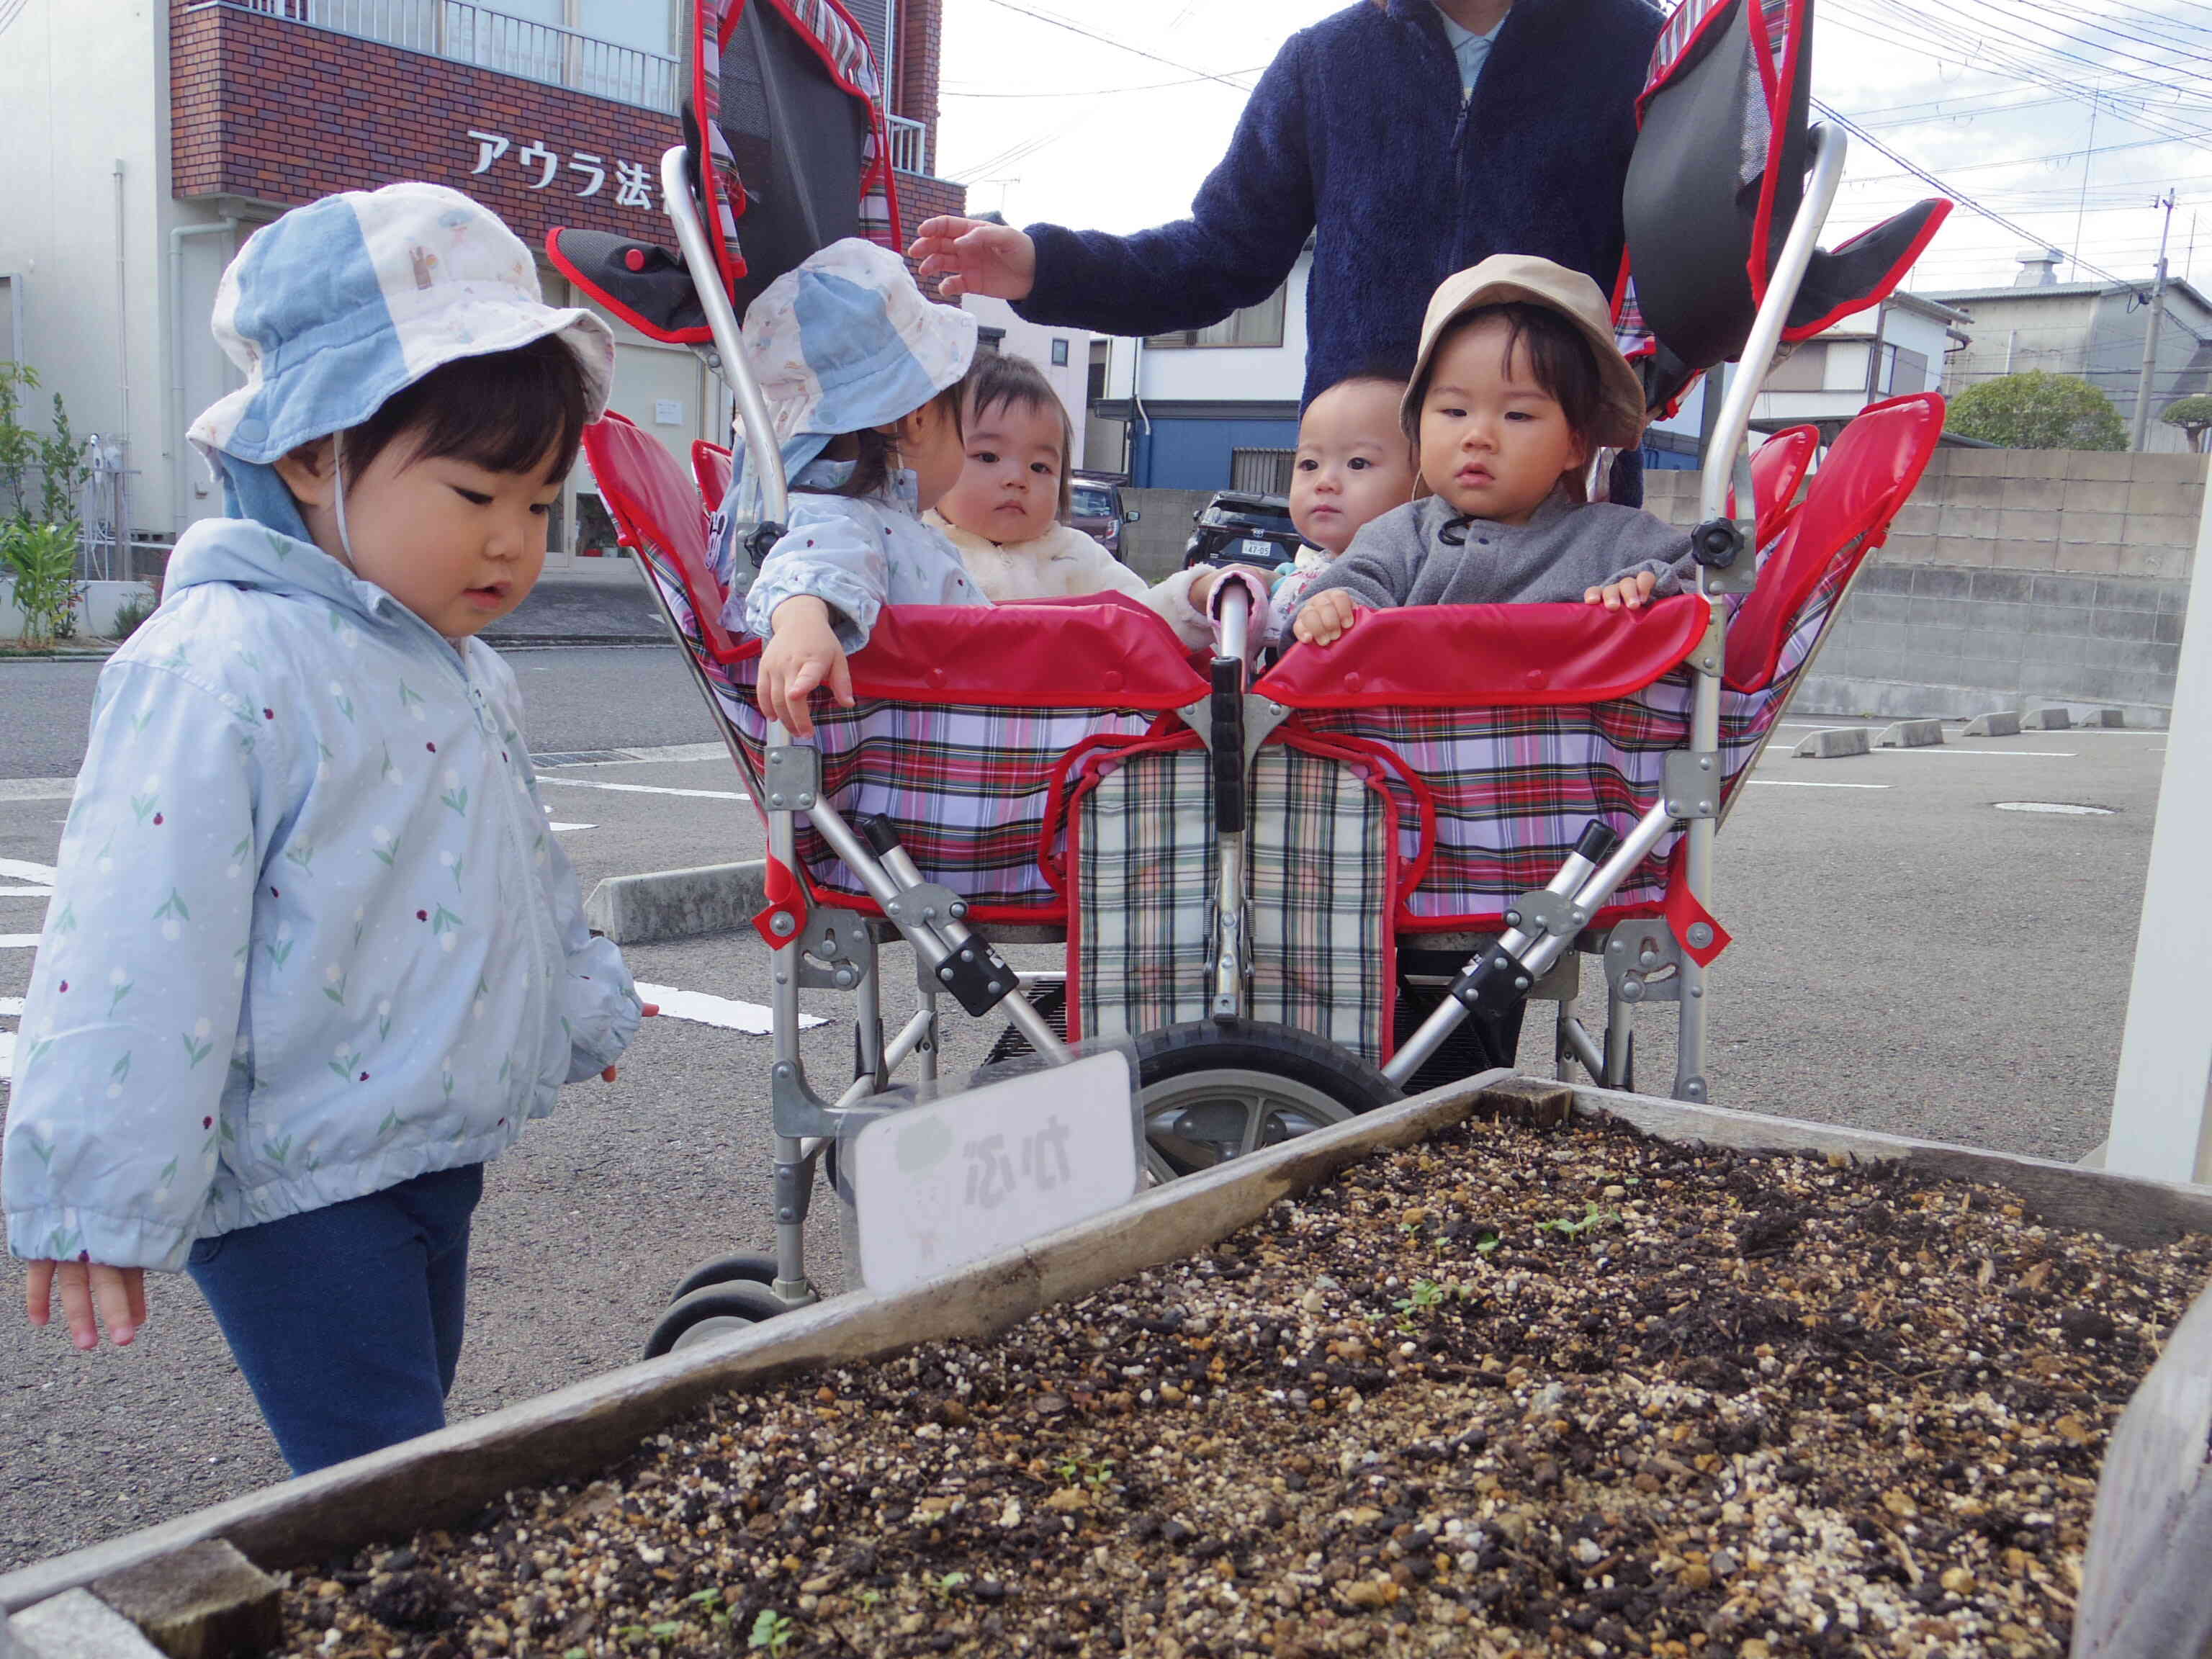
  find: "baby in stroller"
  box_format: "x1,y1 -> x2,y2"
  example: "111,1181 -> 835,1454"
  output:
1263,367 -> 1421,639
1295,255 -> 1692,645
925,350 -> 1214,648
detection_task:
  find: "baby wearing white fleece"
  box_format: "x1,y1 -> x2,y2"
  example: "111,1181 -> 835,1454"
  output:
925,351 -> 1210,649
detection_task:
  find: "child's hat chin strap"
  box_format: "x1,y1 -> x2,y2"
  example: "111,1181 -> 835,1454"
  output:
331,431 -> 358,570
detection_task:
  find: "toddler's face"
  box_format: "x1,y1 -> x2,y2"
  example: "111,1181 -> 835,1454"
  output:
935,395 -> 1064,544
286,435 -> 560,639
1416,315 -> 1588,527
1290,379 -> 1416,555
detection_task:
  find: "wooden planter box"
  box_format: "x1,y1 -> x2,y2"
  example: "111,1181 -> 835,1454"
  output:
5,1073 -> 2208,1658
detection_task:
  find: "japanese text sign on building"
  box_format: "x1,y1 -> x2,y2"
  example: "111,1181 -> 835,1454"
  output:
466,130 -> 656,210
849,1049 -> 1143,1296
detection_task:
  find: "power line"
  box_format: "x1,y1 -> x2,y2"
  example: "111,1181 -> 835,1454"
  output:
963,0 -> 1259,91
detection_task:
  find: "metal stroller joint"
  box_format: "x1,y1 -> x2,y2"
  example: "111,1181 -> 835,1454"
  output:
762,745 -> 819,811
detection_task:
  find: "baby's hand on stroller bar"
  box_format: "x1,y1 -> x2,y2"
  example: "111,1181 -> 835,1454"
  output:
907,217 -> 1037,302
1292,590 -> 1360,647
1585,570 -> 1660,612
762,598 -> 855,739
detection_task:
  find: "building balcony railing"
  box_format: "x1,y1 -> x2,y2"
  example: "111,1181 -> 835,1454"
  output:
887,113 -> 928,175
204,0 -> 680,114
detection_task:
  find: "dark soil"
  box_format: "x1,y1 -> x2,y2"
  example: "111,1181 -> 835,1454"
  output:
274,1112 -> 2211,1659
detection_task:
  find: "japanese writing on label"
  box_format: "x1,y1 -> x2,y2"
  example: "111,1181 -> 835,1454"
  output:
466,130 -> 656,210
850,1050 -> 1141,1297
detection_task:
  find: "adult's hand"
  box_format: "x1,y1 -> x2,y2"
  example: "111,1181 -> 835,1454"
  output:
908,217 -> 1038,302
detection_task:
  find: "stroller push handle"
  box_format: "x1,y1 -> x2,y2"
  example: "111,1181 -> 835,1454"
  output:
659,145 -> 791,537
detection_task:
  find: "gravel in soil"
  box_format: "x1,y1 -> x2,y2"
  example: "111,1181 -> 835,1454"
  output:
276,1112 -> 2211,1659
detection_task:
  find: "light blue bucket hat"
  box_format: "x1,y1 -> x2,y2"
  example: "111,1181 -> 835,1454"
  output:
188,182 -> 616,535
725,236 -> 978,523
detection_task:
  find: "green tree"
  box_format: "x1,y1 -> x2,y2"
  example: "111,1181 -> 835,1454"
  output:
1945,370 -> 2127,451
2160,395 -> 2212,453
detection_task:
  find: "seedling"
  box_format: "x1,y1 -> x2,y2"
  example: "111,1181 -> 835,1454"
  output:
858,1588 -> 884,1610
1475,1231 -> 1502,1255
1537,1201 -> 1618,1239
1393,1278 -> 1447,1331
1056,1455 -> 1115,1490
927,1570 -> 970,1601
750,1608 -> 798,1654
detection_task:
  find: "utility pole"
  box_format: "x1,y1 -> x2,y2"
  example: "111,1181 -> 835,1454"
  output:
2130,191 -> 2177,454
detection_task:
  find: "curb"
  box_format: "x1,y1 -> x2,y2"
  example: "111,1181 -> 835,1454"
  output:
585,859 -> 767,945
1793,727 -> 1871,760
1963,711 -> 2021,737
1877,719 -> 1946,750
2024,706 -> 2074,732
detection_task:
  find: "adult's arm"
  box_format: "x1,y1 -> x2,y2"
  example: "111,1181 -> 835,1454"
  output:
1016,32 -> 1318,339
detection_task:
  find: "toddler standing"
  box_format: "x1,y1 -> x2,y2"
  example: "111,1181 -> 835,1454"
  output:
4,184 -> 647,1474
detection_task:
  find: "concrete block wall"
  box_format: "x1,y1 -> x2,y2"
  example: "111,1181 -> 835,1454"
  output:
1640,449 -> 2206,724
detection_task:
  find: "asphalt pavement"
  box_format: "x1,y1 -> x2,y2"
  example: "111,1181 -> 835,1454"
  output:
0,647 -> 2179,1574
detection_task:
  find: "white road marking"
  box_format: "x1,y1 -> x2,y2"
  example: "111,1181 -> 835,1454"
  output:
534,742 -> 727,768
0,780 -> 75,803
0,936 -> 39,949
0,1030 -> 13,1082
537,777 -> 749,802
0,887 -> 51,898
0,858 -> 58,886
1747,779 -> 1892,790
0,997 -> 21,1015
634,981 -> 822,1033
1882,747 -> 2077,758
1995,801 -> 2116,816
548,822 -> 595,833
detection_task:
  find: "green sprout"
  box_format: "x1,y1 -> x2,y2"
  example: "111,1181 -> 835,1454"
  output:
1537,1201 -> 1618,1239
749,1607 -> 797,1654
1393,1278 -> 1447,1331
927,1570 -> 969,1601
1056,1455 -> 1115,1490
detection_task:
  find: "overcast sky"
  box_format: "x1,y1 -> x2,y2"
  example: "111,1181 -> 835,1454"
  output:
932,0 -> 2207,296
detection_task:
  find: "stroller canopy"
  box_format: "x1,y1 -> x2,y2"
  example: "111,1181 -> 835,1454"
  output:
1621,0 -> 1950,413
548,0 -> 901,344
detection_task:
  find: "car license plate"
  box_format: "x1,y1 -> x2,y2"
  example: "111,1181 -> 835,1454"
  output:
1240,538 -> 1277,562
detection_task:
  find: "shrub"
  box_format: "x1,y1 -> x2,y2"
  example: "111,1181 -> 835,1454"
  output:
1,520 -> 86,647
1946,371 -> 2127,451
108,582 -> 160,641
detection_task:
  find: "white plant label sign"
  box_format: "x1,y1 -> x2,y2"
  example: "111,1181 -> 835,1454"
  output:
851,1051 -> 1141,1296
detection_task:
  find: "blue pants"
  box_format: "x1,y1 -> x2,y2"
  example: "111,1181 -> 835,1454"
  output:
187,1163 -> 484,1475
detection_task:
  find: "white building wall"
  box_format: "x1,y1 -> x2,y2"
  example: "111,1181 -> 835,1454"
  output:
1100,253 -> 1313,408
0,0 -> 178,534
961,295 -> 1094,470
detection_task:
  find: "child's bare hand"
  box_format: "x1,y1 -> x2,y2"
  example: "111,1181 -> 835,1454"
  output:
1585,570 -> 1660,612
27,1259 -> 146,1349
1293,590 -> 1361,646
760,598 -> 853,738
600,1002 -> 660,1082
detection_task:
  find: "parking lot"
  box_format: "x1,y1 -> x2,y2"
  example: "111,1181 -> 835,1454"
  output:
0,644 -> 2172,1570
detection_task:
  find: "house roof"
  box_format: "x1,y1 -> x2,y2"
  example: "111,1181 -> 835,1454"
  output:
1923,277 -> 2212,314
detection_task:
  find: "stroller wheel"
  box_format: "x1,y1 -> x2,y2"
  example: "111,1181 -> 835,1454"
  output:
670,1251 -> 782,1303
1135,1020 -> 1401,1179
643,1279 -> 788,1359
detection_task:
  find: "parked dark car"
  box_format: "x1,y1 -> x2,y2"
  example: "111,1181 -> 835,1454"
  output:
1182,490 -> 1303,572
1069,471 -> 1138,561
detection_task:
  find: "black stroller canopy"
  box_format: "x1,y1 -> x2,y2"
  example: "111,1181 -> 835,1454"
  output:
549,0 -> 899,343
1622,0 -> 1948,413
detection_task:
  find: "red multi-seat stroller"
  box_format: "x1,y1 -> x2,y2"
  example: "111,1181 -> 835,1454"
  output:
555,0 -> 1951,1350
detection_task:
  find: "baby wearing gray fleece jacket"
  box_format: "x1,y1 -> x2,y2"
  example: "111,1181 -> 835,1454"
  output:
1297,487 -> 1694,618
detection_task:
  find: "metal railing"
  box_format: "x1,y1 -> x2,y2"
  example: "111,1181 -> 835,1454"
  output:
212,0 -> 679,114
887,113 -> 928,175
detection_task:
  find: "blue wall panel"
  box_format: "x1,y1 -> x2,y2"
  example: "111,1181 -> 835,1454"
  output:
1133,416 -> 1302,490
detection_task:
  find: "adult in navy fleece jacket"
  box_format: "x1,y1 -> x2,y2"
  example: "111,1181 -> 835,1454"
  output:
912,0 -> 1663,487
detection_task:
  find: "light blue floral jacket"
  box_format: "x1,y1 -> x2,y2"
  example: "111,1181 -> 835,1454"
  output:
729,462 -> 986,652
2,521 -> 642,1272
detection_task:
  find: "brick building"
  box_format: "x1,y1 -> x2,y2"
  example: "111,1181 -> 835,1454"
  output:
0,0 -> 964,563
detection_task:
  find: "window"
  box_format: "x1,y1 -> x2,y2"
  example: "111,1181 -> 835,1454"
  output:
1087,360 -> 1107,403
1763,341 -> 1828,392
1146,284 -> 1288,350
1070,483 -> 1115,518
1051,337 -> 1070,367
1231,448 -> 1297,495
1889,347 -> 1930,395
976,326 -> 1006,352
